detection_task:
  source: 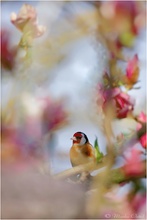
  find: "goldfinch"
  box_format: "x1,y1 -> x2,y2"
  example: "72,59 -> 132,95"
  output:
70,131 -> 96,166
69,132 -> 96,181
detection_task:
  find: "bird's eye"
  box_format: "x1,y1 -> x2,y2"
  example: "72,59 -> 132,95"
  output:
76,137 -> 82,140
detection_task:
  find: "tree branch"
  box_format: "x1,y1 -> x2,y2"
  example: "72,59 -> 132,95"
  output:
53,155 -> 110,180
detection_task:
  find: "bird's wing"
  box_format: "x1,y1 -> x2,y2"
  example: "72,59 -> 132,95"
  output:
81,144 -> 95,157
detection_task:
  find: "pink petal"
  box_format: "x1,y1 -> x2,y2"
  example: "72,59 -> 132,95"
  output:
123,148 -> 144,176
140,133 -> 147,149
126,54 -> 139,79
111,88 -> 121,97
138,111 -> 147,123
10,4 -> 45,38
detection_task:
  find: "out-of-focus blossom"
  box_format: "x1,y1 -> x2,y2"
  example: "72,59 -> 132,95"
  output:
136,112 -> 147,149
11,4 -> 46,47
125,54 -> 139,89
11,4 -> 46,37
137,111 -> 147,124
1,126 -> 24,165
38,97 -> 68,133
122,148 -> 145,177
2,120 -> 46,168
25,116 -> 42,140
1,29 -> 17,71
1,93 -> 68,167
126,54 -> 139,81
11,4 -> 37,31
113,1 -> 139,34
99,1 -> 139,34
130,193 -> 146,216
139,134 -> 147,149
101,189 -> 135,219
98,86 -> 135,119
96,1 -> 145,59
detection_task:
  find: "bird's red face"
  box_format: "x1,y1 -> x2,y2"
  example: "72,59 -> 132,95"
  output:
71,132 -> 88,146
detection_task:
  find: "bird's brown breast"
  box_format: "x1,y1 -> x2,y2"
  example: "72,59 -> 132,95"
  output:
70,143 -> 96,167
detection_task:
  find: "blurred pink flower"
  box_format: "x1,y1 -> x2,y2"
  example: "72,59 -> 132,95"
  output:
10,4 -> 46,38
1,125 -> 26,164
1,123 -> 42,164
131,193 -> 146,216
137,111 -> 147,124
1,29 -> 17,70
39,97 -> 68,133
25,116 -> 42,140
122,148 -> 145,177
102,190 -> 135,219
126,54 -> 139,79
98,86 -> 135,119
100,1 -> 139,34
139,133 -> 147,149
125,54 -> 139,89
113,1 -> 139,34
136,112 -> 147,149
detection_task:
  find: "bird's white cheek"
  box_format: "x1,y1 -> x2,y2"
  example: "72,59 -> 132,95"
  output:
79,137 -> 86,145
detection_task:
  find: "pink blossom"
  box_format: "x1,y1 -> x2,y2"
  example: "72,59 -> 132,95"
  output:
122,148 -> 145,177
1,97 -> 67,164
2,125 -> 26,164
113,91 -> 134,119
1,29 -> 17,70
131,193 -> 146,216
126,54 -> 139,78
114,1 -> 139,34
137,111 -> 147,124
125,54 -> 139,89
139,133 -> 147,149
1,122 -> 43,164
38,97 -> 68,133
24,116 -> 42,140
10,4 -> 46,38
99,86 -> 135,119
136,112 -> 147,148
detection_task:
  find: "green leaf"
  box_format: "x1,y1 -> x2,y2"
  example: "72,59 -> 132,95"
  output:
94,137 -> 104,163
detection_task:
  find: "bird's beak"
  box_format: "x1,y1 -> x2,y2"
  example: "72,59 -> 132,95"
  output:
70,137 -> 76,141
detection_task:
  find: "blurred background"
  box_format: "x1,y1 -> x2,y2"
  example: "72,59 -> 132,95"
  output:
1,1 -> 146,174
1,1 -> 146,219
